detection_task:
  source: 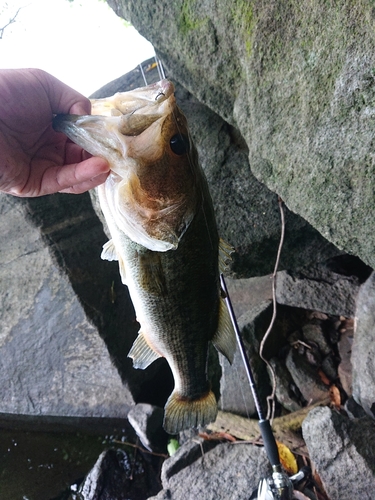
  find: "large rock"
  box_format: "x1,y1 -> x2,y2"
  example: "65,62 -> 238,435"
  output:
352,271 -> 375,417
0,193 -> 172,417
149,437 -> 270,500
302,406 -> 375,500
108,0 -> 375,270
275,258 -> 366,317
77,448 -> 161,499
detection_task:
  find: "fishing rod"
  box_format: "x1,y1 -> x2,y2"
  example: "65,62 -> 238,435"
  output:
220,274 -> 310,500
138,55 -> 310,497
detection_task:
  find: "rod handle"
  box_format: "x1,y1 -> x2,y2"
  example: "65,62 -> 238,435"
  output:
259,419 -> 280,467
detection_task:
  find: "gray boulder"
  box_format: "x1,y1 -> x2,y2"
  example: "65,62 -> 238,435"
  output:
0,193 -> 172,417
77,448 -> 161,499
148,437 -> 270,500
276,263 -> 362,317
352,271 -> 375,418
108,0 -> 375,270
302,406 -> 375,500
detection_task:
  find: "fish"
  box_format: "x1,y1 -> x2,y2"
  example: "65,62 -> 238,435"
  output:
53,79 -> 236,434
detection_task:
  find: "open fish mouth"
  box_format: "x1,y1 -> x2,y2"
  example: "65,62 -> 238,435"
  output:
53,80 -> 198,252
53,79 -> 178,169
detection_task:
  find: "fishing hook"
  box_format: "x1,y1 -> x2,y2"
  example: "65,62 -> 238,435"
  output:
155,91 -> 166,101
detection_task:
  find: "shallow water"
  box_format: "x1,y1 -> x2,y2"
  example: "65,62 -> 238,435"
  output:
0,414 -> 152,500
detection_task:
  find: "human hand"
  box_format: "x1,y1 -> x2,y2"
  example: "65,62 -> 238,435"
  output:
0,68 -> 109,197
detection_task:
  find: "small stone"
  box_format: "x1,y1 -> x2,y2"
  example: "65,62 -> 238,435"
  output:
302,324 -> 331,356
344,397 -> 368,419
321,355 -> 338,381
285,348 -> 330,403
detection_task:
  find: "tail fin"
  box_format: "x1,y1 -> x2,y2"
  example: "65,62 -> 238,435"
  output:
163,390 -> 218,434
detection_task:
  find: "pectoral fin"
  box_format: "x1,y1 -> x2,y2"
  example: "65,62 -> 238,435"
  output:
101,239 -> 118,261
101,239 -> 127,284
128,331 -> 162,369
212,297 -> 236,364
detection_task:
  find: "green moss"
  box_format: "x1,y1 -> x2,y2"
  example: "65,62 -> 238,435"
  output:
231,0 -> 254,56
179,0 -> 208,35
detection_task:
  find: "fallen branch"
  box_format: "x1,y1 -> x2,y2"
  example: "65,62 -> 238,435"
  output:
208,400 -> 329,457
0,7 -> 21,39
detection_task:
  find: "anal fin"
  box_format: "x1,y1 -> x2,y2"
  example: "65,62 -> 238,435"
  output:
128,331 -> 162,369
212,297 -> 237,364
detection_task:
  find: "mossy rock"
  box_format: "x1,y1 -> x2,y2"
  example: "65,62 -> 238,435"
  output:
108,0 -> 375,269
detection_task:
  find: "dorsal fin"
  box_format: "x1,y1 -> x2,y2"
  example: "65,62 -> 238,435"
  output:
128,331 -> 162,369
212,296 -> 237,364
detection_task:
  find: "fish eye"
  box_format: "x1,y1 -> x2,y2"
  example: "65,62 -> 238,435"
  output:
170,133 -> 190,155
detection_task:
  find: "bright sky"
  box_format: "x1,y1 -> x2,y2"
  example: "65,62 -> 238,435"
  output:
0,0 -> 155,96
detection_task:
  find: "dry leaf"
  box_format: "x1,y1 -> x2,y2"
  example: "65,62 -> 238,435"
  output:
318,369 -> 331,386
329,385 -> 341,408
276,441 -> 298,475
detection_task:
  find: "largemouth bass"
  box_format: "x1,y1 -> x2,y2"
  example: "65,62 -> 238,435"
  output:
53,80 -> 236,434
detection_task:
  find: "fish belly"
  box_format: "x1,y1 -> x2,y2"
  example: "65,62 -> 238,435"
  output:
124,200 -> 220,434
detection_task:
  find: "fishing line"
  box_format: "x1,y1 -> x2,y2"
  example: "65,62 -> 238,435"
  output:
259,197 -> 285,422
158,55 -> 166,79
232,355 -> 253,420
154,53 -> 166,80
139,63 -> 147,86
